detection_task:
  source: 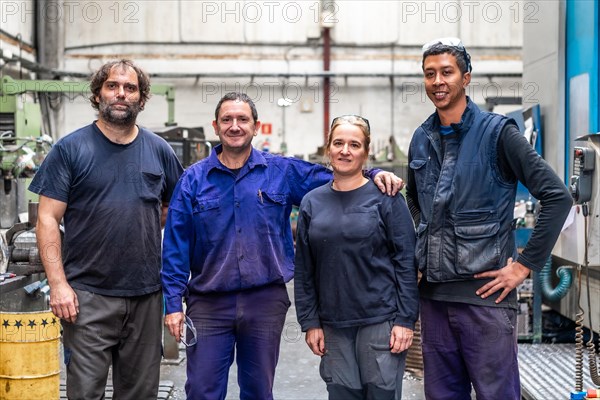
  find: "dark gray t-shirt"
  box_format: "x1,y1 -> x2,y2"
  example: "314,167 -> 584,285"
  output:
29,122 -> 183,296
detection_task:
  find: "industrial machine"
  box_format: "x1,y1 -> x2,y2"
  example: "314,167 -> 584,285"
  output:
0,77 -> 57,312
517,1 -> 600,399
152,125 -> 212,168
0,75 -> 204,313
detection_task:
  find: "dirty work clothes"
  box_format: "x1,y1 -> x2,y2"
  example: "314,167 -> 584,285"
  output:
161,145 -> 331,312
407,99 -> 518,284
406,99 -> 572,308
420,298 -> 520,400
29,122 -> 183,296
184,283 -> 290,400
62,289 -> 163,400
320,321 -> 407,400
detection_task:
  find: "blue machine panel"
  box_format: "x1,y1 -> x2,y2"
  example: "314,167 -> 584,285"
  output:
566,0 -> 599,179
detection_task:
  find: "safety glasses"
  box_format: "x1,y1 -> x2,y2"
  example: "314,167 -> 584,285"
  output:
331,115 -> 370,131
422,37 -> 472,72
181,315 -> 197,347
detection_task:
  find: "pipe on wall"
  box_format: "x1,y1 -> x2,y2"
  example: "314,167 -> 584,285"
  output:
323,26 -> 331,148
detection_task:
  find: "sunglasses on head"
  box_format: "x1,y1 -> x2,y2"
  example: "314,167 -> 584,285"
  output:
331,115 -> 370,131
422,37 -> 472,73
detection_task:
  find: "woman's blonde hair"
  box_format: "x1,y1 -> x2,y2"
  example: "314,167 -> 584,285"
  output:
327,115 -> 371,150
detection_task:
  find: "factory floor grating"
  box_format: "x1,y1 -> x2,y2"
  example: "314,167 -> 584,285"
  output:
519,343 -> 598,400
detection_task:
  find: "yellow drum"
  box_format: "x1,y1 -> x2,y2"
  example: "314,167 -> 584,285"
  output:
0,310 -> 60,399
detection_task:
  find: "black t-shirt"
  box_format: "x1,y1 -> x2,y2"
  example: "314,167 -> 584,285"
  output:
29,122 -> 183,296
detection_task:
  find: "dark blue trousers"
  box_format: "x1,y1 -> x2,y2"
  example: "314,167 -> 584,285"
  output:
420,298 -> 521,400
184,283 -> 290,400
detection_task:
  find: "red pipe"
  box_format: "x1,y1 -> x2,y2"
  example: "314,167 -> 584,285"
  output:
323,27 -> 331,147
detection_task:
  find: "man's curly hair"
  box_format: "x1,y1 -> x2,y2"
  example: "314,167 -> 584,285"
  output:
89,59 -> 151,110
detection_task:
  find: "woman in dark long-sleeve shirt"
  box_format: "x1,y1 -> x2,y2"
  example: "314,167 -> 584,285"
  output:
294,115 -> 418,400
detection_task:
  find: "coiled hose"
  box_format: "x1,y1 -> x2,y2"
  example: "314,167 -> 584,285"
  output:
574,203 -> 600,390
583,204 -> 600,387
588,339 -> 600,386
575,296 -> 585,391
574,265 -> 600,390
584,252 -> 600,387
538,256 -> 573,302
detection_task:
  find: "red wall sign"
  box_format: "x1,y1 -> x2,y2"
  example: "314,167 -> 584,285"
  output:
261,123 -> 272,134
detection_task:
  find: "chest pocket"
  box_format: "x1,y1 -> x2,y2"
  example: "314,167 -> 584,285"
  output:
193,197 -> 220,213
409,159 -> 428,189
261,192 -> 287,206
257,192 -> 287,236
454,221 -> 500,276
140,171 -> 164,202
192,197 -> 222,241
409,159 -> 427,170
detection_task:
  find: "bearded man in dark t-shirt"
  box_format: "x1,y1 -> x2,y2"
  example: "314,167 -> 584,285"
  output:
30,60 -> 183,400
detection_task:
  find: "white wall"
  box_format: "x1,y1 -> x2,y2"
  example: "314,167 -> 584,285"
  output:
2,0 -> 526,158
522,0 -> 565,174
0,0 -> 36,65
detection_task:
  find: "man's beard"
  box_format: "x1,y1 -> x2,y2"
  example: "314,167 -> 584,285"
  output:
99,101 -> 142,126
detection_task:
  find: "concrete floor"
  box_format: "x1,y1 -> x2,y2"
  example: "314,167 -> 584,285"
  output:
58,281 -> 426,399
159,282 -> 427,400
160,349 -> 425,400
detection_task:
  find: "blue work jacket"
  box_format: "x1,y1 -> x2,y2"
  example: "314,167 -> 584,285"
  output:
408,99 -> 518,282
162,145 -> 336,314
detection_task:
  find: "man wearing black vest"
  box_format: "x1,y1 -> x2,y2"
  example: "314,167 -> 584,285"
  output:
406,38 -> 572,400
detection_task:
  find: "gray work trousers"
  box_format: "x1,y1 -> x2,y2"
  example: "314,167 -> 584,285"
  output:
320,320 -> 407,400
62,288 -> 163,400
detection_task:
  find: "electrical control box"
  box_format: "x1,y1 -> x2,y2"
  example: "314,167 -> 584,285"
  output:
570,147 -> 595,204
